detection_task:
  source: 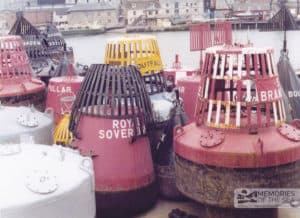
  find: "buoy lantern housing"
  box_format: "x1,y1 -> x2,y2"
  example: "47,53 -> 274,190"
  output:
0,36 -> 46,108
174,45 -> 300,218
104,35 -> 165,94
70,64 -> 157,217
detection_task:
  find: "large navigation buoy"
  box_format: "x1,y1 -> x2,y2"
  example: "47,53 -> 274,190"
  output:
174,45 -> 300,218
0,36 -> 46,109
70,64 -> 156,217
0,143 -> 95,218
104,34 -> 165,95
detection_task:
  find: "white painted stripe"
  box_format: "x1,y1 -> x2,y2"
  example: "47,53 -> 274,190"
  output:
236,102 -> 241,127
215,100 -> 221,125
272,101 -> 278,124
207,100 -> 213,123
237,54 -> 243,78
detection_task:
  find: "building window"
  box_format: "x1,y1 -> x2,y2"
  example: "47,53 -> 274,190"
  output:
194,9 -> 197,12
155,10 -> 158,15
166,9 -> 169,13
186,2 -> 188,6
132,3 -> 136,8
149,11 -> 152,15
166,3 -> 168,7
133,11 -> 136,15
186,9 -> 189,13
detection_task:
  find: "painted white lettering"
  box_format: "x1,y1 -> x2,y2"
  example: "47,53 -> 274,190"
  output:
98,130 -> 105,139
112,120 -> 119,129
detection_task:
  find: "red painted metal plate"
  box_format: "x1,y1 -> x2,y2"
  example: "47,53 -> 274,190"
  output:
175,122 -> 300,168
177,76 -> 201,122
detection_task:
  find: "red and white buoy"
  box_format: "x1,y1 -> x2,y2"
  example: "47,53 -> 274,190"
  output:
174,45 -> 300,218
69,64 -> 156,217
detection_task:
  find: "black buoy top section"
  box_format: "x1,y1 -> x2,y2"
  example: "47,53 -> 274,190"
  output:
70,64 -> 154,137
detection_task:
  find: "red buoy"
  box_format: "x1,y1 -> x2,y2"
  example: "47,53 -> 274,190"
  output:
0,36 -> 45,109
174,45 -> 300,218
70,64 -> 156,217
177,76 -> 201,122
163,55 -> 198,90
46,54 -> 83,123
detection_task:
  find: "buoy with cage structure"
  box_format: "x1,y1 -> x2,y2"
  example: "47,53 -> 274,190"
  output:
163,54 -> 198,91
0,143 -> 95,218
69,64 -> 157,217
46,51 -> 83,123
174,45 -> 300,218
104,34 -> 165,95
0,35 -> 46,109
53,114 -> 73,146
0,105 -> 54,144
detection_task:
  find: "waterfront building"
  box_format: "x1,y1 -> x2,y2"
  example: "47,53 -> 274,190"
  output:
67,2 -> 118,28
122,0 -> 160,25
158,0 -> 204,21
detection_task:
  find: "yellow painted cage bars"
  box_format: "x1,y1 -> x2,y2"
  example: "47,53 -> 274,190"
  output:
104,35 -> 163,76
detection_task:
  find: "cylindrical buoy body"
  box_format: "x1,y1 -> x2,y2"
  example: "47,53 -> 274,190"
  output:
74,112 -> 156,217
70,65 -> 157,217
177,76 -> 200,122
46,76 -> 83,123
0,143 -> 95,218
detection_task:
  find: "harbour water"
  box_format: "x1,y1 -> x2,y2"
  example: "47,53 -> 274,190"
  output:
65,30 -> 300,70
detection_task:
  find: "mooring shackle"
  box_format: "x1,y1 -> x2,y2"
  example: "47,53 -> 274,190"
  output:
79,158 -> 95,192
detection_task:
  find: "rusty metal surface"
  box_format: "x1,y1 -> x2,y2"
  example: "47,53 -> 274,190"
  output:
70,64 -> 154,137
277,123 -> 300,142
175,154 -> 300,209
199,129 -> 225,148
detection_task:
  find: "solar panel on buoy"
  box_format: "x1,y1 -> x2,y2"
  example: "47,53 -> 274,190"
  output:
0,35 -> 46,109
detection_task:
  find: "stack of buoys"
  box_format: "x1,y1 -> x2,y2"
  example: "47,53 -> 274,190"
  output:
69,64 -> 156,217
0,35 -> 46,109
104,35 -> 183,199
0,143 -> 95,218
174,45 -> 300,218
